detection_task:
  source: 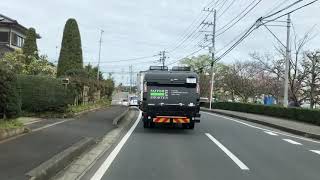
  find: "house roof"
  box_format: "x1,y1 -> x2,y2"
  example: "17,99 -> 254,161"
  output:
0,13 -> 41,38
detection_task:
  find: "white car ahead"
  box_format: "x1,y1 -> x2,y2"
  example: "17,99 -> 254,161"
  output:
129,96 -> 139,106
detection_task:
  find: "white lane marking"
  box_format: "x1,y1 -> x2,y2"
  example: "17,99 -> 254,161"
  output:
0,119 -> 74,144
90,111 -> 142,180
205,133 -> 249,170
32,119 -> 72,132
24,120 -> 42,125
282,139 -> 302,145
310,150 -> 320,155
201,112 -> 320,144
264,131 -> 278,136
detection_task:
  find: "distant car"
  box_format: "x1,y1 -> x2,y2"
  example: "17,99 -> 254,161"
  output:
121,99 -> 129,106
129,96 -> 139,106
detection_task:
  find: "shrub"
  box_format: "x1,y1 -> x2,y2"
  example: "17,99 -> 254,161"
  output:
202,102 -> 320,126
22,27 -> 39,63
0,66 -> 21,118
57,18 -> 83,77
17,75 -> 75,112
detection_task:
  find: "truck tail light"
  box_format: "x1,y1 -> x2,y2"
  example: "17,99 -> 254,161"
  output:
144,82 -> 147,92
196,83 -> 200,94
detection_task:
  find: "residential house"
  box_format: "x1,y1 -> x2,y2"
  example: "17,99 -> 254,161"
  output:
0,13 -> 40,58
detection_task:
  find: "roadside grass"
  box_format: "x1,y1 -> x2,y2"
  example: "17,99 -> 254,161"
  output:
21,111 -> 65,118
66,98 -> 111,116
0,119 -> 24,130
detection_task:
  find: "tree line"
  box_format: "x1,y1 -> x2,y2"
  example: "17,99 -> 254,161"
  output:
181,32 -> 319,109
0,18 -> 114,119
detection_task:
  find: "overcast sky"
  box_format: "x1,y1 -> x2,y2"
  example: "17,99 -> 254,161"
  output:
1,0 -> 319,85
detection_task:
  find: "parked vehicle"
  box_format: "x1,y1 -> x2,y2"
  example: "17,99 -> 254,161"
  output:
137,66 -> 201,129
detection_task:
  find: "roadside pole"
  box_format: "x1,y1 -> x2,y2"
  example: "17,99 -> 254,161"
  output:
284,14 -> 291,107
97,30 -> 104,81
209,10 -> 216,110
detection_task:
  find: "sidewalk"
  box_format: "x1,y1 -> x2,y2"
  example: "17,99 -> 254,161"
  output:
201,107 -> 320,140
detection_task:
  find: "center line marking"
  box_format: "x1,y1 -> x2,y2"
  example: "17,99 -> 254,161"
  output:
282,139 -> 302,145
264,131 -> 278,136
310,150 -> 320,155
90,111 -> 142,180
205,133 -> 249,170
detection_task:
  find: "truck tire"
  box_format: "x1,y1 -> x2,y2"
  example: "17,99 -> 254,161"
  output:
143,121 -> 149,128
149,122 -> 155,128
182,124 -> 189,129
188,122 -> 195,129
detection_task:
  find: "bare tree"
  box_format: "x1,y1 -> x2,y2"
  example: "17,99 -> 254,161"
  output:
251,25 -> 318,106
222,61 -> 259,103
250,53 -> 284,104
302,51 -> 320,108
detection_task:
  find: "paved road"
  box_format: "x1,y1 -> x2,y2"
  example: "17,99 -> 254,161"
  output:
0,106 -> 127,180
85,111 -> 320,180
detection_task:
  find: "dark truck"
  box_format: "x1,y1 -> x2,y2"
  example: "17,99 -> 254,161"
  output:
139,66 -> 201,129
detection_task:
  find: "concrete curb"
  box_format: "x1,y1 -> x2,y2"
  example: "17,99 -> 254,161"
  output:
53,108 -> 139,180
112,107 -> 130,126
26,137 -> 95,180
201,108 -> 320,140
0,127 -> 29,141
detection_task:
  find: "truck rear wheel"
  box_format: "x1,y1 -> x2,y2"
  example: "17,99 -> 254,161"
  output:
143,121 -> 149,128
188,122 -> 195,129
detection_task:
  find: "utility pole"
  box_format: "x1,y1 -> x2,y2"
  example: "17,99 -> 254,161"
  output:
202,8 -> 216,109
97,30 -> 104,81
159,51 -> 167,67
129,65 -> 133,94
260,14 -> 292,107
284,14 -> 291,107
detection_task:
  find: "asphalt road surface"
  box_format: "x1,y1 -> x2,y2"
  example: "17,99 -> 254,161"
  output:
0,106 -> 127,180
85,111 -> 320,180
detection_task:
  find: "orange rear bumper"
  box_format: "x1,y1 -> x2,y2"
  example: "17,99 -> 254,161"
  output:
153,116 -> 190,124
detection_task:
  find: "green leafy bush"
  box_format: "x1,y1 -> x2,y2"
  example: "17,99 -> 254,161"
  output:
0,66 -> 21,118
0,120 -> 23,129
17,75 -> 75,112
202,102 -> 320,126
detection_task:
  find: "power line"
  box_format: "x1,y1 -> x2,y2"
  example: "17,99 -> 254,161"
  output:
216,0 -> 263,37
216,0 -> 319,62
216,21 -> 259,61
165,0 -> 227,54
217,0 -> 237,19
84,54 -> 158,64
216,0 -> 229,13
263,0 -> 290,16
262,0 -> 319,24
263,0 -> 303,19
167,12 -> 211,53
165,0 -> 219,52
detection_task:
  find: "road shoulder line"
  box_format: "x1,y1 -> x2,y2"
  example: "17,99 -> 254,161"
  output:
89,111 -> 142,180
282,139 -> 302,145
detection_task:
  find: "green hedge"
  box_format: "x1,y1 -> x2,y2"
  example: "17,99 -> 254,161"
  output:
17,75 -> 75,112
0,67 -> 21,118
202,102 -> 320,126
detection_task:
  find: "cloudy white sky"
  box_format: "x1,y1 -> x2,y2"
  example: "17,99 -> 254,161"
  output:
1,0 -> 319,85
